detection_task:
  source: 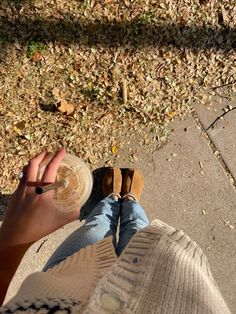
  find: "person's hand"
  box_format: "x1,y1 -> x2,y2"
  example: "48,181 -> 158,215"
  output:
0,148 -> 79,249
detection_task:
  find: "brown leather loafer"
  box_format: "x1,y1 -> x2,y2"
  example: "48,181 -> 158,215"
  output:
122,169 -> 144,202
102,167 -> 122,199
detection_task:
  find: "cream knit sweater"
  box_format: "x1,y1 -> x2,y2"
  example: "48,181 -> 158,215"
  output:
0,220 -> 231,313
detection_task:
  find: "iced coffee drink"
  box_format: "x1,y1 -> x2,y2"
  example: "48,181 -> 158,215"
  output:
38,153 -> 93,212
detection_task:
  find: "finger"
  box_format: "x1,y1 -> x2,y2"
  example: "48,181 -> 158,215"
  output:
41,148 -> 66,183
40,152 -> 54,169
26,151 -> 47,182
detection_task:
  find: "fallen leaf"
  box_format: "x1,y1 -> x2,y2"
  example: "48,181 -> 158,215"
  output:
167,111 -> 176,119
5,125 -> 12,133
52,88 -> 67,102
24,134 -> 31,141
31,51 -> 43,62
52,88 -> 61,100
221,216 -> 235,229
16,121 -> 26,130
121,80 -> 128,104
13,126 -> 22,135
220,4 -> 229,26
90,0 -> 96,8
56,100 -> 75,115
111,146 -> 118,154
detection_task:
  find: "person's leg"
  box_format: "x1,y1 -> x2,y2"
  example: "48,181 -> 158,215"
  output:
43,197 -> 120,271
116,169 -> 149,256
117,199 -> 149,256
43,167 -> 122,271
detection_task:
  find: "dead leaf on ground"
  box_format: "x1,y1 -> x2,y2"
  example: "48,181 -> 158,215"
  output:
13,125 -> 22,135
31,52 -> 43,63
167,111 -> 176,119
111,146 -> 119,154
52,88 -> 67,102
121,79 -> 128,104
221,216 -> 235,229
56,100 -> 75,115
220,5 -> 229,26
16,121 -> 26,130
1,0 -> 236,199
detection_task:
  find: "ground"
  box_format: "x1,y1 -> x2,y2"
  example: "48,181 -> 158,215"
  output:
4,111 -> 236,312
0,0 -> 236,311
0,0 -> 236,198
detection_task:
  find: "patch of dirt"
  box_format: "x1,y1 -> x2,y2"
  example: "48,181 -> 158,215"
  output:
0,0 -> 236,195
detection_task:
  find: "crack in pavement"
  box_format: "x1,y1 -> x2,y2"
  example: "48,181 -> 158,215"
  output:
191,110 -> 236,189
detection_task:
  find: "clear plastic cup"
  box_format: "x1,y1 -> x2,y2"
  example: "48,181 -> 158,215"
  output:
38,153 -> 93,212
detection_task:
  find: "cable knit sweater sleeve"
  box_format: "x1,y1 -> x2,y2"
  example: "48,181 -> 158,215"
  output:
1,220 -> 231,314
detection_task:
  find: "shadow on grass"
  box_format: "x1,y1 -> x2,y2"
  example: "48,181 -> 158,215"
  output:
39,103 -> 57,113
0,12 -> 235,62
6,0 -> 35,4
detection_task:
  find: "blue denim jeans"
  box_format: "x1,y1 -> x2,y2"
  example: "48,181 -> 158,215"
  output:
43,197 -> 149,271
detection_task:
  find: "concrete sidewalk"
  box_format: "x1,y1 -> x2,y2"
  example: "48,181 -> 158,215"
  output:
4,112 -> 236,312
